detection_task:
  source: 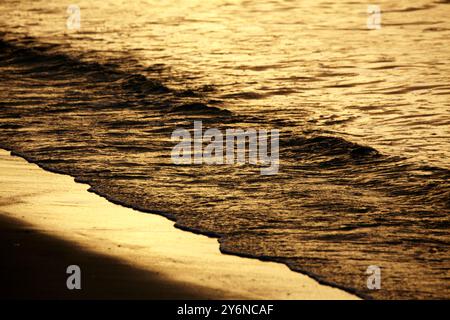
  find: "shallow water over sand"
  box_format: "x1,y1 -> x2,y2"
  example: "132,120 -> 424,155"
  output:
1,0 -> 449,167
0,0 -> 449,299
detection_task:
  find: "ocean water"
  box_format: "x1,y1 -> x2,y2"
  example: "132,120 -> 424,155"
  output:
0,0 -> 449,299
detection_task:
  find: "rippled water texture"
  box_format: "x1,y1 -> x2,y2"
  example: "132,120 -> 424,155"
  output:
0,0 -> 449,299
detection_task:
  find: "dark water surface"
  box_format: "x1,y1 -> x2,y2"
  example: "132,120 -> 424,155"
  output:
0,0 -> 449,299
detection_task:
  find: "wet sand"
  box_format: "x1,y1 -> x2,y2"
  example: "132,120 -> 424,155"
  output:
0,149 -> 358,299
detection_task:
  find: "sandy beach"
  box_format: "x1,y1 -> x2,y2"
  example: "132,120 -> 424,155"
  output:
0,149 -> 358,299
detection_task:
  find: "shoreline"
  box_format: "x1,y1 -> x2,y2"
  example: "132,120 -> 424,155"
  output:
0,149 -> 358,299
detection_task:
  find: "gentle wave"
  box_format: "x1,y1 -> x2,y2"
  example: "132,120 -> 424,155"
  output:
1,35 -> 449,299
